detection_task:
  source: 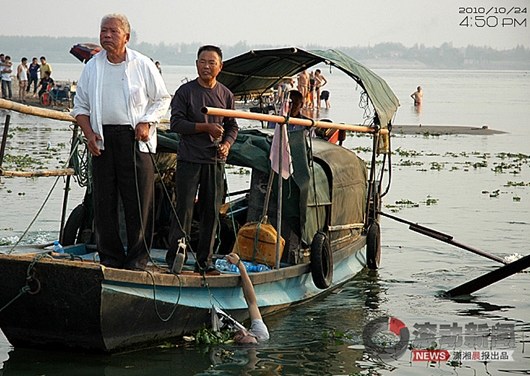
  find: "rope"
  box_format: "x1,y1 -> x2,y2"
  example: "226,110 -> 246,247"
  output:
0,286 -> 30,313
0,252 -> 52,312
70,126 -> 92,191
144,269 -> 183,322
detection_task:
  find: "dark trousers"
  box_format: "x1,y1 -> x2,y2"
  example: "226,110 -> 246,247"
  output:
27,77 -> 38,93
92,125 -> 154,269
1,80 -> 12,99
168,161 -> 224,269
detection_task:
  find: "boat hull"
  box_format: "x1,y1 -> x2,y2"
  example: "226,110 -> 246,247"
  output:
0,237 -> 366,352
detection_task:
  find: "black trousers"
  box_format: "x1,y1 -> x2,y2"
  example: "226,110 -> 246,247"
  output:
168,161 -> 224,269
27,77 -> 38,93
92,125 -> 154,269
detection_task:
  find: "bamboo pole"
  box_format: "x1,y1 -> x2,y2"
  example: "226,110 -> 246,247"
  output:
0,98 -> 75,123
202,106 -> 389,135
0,168 -> 75,177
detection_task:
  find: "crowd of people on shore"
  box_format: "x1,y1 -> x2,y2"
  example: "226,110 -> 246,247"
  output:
1,54 -> 56,103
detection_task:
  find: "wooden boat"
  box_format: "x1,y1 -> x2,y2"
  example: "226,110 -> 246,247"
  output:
0,47 -> 399,353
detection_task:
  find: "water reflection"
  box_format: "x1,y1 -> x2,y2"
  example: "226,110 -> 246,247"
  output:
411,103 -> 422,119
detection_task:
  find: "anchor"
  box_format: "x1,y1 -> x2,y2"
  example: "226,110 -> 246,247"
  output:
379,211 -> 529,298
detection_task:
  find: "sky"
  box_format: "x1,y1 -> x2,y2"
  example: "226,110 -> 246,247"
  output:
2,0 -> 529,49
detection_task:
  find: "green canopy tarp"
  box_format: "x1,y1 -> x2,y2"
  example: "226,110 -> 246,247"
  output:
218,47 -> 400,128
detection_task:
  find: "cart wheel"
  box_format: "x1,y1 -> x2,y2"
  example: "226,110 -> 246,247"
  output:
310,231 -> 333,289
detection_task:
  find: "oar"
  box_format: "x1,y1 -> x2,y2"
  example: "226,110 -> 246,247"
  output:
378,211 -> 507,264
445,254 -> 530,297
201,106 -> 389,135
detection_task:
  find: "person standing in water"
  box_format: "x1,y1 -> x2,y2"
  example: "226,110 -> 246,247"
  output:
410,86 -> 423,106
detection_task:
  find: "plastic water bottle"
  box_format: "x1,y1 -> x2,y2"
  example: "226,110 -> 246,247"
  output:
53,240 -> 64,254
245,262 -> 271,272
215,258 -> 239,273
171,238 -> 186,275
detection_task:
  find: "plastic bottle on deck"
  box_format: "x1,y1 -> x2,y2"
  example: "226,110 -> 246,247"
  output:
215,259 -> 271,273
53,240 -> 64,254
246,263 -> 271,272
215,258 -> 239,273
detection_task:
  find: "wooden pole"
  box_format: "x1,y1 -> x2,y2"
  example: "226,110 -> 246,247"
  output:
445,254 -> 530,297
0,114 -> 11,169
202,106 -> 389,135
0,169 -> 75,177
0,98 -> 75,123
379,211 -> 507,264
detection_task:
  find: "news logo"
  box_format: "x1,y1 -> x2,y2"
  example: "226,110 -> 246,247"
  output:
362,316 -> 410,361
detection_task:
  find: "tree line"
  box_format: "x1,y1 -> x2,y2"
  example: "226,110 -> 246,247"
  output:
1,35 -> 529,69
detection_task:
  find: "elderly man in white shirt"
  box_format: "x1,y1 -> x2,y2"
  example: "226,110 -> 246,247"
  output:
72,13 -> 170,270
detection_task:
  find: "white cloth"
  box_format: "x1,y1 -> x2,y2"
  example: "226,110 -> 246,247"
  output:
249,319 -> 270,342
72,48 -> 171,153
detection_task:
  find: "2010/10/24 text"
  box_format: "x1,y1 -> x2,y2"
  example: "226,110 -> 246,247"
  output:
459,6 -> 527,15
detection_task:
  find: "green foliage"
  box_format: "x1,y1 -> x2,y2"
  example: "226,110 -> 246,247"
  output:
194,327 -> 234,346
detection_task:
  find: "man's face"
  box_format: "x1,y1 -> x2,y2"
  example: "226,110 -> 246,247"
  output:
100,18 -> 129,55
233,329 -> 258,344
196,50 -> 222,83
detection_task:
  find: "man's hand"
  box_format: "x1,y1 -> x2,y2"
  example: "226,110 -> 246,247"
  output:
76,115 -> 102,156
135,122 -> 150,142
218,141 -> 231,159
86,132 -> 103,156
196,122 -> 224,139
226,252 -> 241,266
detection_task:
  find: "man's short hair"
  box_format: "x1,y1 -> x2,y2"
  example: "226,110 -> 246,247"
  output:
40,56 -> 46,60
197,45 -> 223,61
101,13 -> 131,34
289,89 -> 304,104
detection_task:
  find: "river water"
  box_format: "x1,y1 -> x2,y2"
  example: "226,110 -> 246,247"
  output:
0,63 -> 529,375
